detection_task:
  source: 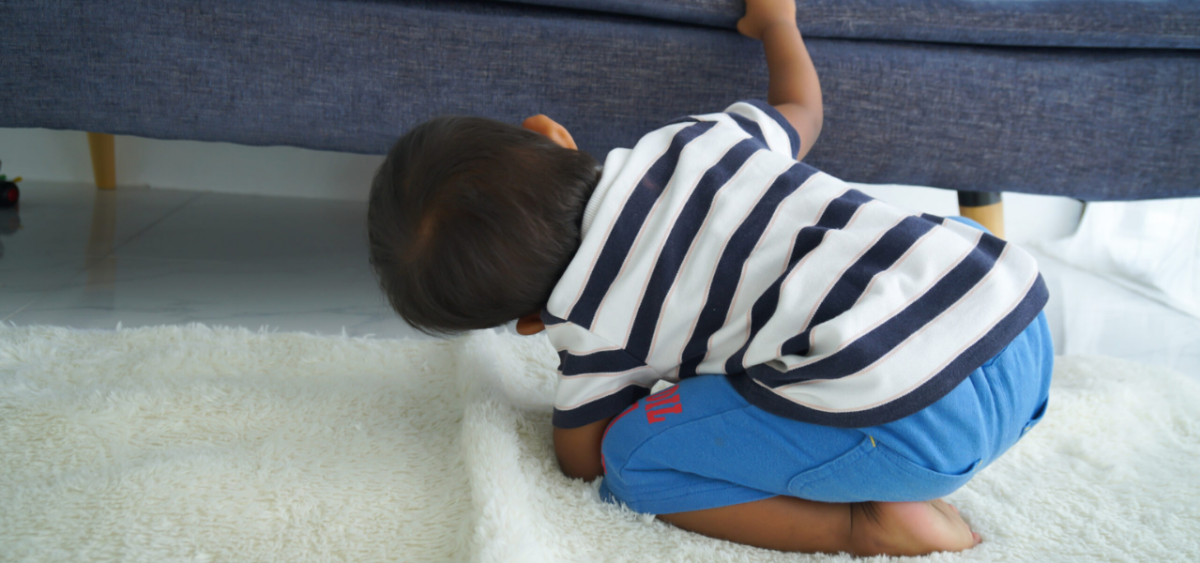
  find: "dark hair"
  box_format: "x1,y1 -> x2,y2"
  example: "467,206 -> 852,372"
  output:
367,116 -> 601,336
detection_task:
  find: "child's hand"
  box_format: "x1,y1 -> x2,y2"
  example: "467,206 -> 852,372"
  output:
849,500 -> 982,556
522,114 -> 578,150
737,0 -> 797,41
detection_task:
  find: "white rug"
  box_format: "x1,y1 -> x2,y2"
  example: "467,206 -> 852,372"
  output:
1,323 -> 1197,563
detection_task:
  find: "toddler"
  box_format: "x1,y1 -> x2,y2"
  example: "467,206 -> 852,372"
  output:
367,0 -> 1052,556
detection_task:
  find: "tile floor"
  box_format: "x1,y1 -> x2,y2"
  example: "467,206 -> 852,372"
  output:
2,181 -> 1197,377
0,181 -> 431,340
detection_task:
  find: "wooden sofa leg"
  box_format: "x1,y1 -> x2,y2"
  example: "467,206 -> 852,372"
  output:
86,132 -> 116,190
957,190 -> 1005,238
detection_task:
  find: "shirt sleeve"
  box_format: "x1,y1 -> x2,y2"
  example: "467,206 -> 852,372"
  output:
723,100 -> 802,158
543,317 -> 658,429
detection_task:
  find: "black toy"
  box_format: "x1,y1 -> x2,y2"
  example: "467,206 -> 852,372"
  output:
0,158 -> 21,208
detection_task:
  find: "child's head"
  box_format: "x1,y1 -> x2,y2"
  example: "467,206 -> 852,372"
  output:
367,115 -> 600,336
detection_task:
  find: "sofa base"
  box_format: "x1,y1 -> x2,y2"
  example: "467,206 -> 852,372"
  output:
4,0 -> 1196,201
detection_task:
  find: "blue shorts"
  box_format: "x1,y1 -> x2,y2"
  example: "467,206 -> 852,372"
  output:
598,219 -> 1054,515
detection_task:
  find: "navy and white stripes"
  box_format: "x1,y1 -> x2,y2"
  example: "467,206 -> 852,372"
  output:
545,101 -> 1048,429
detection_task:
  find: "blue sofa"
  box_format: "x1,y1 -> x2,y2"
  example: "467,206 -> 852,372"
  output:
4,0 -> 1198,201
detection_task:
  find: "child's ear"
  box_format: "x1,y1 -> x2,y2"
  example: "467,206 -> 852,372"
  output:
515,312 -> 546,335
521,115 -> 578,150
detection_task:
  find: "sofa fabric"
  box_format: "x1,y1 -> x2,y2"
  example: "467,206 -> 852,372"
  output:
3,0 -> 1198,200
499,0 -> 1200,49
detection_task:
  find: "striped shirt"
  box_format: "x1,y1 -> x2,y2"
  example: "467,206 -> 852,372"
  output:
543,100 -> 1048,429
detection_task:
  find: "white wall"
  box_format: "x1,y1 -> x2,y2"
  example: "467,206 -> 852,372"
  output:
0,127 -> 1083,244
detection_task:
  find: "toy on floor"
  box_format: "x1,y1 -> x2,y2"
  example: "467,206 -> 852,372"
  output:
0,159 -> 22,208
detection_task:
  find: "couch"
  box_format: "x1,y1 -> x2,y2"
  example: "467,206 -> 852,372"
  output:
4,0 -> 1198,214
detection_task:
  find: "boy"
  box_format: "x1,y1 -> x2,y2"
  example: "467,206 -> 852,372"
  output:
367,0 -> 1052,556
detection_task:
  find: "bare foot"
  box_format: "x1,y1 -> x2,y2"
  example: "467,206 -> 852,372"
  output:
849,500 -> 981,557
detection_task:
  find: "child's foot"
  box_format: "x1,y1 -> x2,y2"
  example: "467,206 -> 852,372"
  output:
849,499 -> 982,557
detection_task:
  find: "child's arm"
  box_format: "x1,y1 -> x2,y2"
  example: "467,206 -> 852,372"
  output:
553,416 -> 613,481
738,0 -> 823,161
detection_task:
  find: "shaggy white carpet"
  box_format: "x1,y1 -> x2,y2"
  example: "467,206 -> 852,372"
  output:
1,323 -> 1197,563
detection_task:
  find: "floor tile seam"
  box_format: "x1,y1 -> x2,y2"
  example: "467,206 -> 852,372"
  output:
1,300 -> 37,323
77,255 -> 320,268
7,192 -> 206,312
95,192 -> 207,267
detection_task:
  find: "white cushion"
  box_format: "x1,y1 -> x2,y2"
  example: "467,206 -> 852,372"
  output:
1038,198 -> 1200,318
